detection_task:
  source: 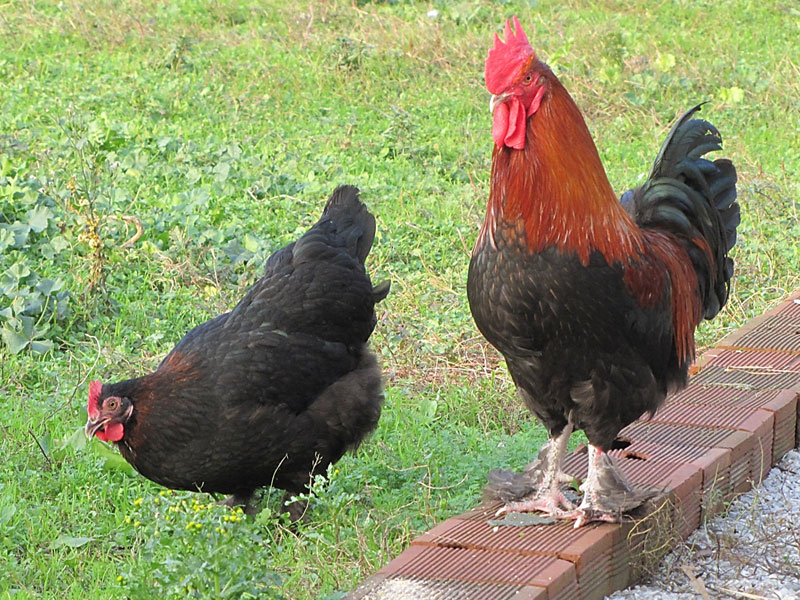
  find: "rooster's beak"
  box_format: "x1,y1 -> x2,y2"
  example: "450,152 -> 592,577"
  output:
85,416 -> 109,439
490,93 -> 510,113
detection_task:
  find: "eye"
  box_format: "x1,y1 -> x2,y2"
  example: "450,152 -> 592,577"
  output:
106,398 -> 118,410
523,74 -> 534,84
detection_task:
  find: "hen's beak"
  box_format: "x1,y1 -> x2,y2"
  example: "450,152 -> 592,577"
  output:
489,92 -> 510,112
85,416 -> 110,439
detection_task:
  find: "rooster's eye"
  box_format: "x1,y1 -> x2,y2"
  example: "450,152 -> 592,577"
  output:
523,74 -> 533,84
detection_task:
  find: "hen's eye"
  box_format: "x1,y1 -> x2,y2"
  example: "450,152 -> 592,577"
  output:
106,398 -> 118,410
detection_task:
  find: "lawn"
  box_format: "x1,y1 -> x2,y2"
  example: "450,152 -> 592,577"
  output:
1,1 -> 798,598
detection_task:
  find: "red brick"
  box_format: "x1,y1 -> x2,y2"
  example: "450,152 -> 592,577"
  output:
460,501 -> 505,522
736,410 -> 774,483
412,518 -> 470,548
715,313 -> 773,346
575,557 -> 611,600
691,346 -> 727,374
379,544 -> 577,592
352,576 -> 547,600
736,409 -> 775,434
621,420 -> 740,448
663,465 -> 703,538
712,429 -> 755,496
703,348 -> 800,371
378,545 -> 429,576
559,527 -> 614,600
758,389 -> 799,462
732,319 -> 800,353
776,296 -> 800,318
346,573 -> 389,600
690,447 -> 732,519
650,401 -> 763,430
607,552 -> 632,592
692,364 -> 800,391
558,524 -> 613,569
515,586 -> 548,600
414,517 -> 578,558
668,385 -> 776,409
350,297 -> 800,600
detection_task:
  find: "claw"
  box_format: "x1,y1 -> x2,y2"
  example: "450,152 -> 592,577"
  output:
557,470 -> 575,484
572,508 -> 621,528
497,487 -> 576,518
568,445 -> 647,527
495,423 -> 578,519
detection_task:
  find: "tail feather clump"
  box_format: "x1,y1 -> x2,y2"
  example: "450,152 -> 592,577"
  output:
625,104 -> 740,320
319,185 -> 391,307
322,184 -> 377,264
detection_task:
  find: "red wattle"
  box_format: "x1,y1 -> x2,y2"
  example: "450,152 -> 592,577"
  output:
492,96 -> 529,150
505,97 -> 527,149
97,422 -> 124,442
492,101 -> 510,148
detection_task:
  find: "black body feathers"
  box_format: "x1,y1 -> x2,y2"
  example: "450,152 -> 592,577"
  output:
469,106 -> 739,451
101,185 -> 388,505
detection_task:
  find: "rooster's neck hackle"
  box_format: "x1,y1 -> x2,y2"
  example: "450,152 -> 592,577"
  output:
478,78 -> 643,266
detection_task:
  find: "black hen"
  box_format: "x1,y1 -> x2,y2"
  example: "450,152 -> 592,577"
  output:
86,185 -> 389,518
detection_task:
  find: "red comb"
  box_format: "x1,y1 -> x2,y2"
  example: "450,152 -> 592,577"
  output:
485,16 -> 535,95
88,380 -> 103,416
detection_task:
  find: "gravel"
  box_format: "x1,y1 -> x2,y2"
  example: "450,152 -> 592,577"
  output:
607,447 -> 800,600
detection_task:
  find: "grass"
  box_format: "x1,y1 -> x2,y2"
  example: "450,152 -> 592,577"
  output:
1,0 -> 798,598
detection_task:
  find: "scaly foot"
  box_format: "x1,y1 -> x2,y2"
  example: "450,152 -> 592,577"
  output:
495,423 -> 576,518
496,487 -> 576,518
569,445 -> 639,528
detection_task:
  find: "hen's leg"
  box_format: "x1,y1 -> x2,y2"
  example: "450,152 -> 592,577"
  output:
497,422 -> 575,517
219,492 -> 258,516
572,444 -> 633,528
282,492 -> 309,523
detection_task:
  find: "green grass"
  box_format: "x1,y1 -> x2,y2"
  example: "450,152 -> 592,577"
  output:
1,0 -> 798,598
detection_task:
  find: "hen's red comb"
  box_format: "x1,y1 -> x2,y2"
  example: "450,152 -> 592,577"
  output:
485,16 -> 535,95
88,380 -> 103,416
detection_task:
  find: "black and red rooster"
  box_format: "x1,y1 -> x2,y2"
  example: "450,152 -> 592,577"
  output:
468,18 -> 740,527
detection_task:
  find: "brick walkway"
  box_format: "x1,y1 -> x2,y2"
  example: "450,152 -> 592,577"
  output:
349,291 -> 800,599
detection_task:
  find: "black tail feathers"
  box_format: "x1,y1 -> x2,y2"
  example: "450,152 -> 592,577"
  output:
627,104 -> 740,319
650,104 -> 740,253
323,185 -> 376,264
322,185 -> 390,304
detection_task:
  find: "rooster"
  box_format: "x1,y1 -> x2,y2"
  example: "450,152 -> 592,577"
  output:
85,185 -> 389,519
468,18 -> 739,527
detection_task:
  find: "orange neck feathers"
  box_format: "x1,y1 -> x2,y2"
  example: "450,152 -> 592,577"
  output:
478,78 -> 643,266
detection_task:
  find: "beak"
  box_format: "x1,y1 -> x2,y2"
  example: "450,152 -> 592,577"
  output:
85,416 -> 110,439
490,92 -> 511,113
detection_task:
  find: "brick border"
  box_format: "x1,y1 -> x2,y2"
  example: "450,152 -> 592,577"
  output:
349,291 -> 800,600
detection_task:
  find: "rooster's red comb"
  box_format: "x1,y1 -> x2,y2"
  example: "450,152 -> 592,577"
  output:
485,16 -> 535,95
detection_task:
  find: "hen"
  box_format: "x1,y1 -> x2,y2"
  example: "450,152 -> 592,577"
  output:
85,185 -> 389,519
468,18 -> 739,527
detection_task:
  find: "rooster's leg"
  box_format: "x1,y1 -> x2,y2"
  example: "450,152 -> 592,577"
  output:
497,422 -> 575,517
571,444 -> 633,528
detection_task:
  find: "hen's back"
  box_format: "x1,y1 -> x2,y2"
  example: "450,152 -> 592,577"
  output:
128,186 -> 388,503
